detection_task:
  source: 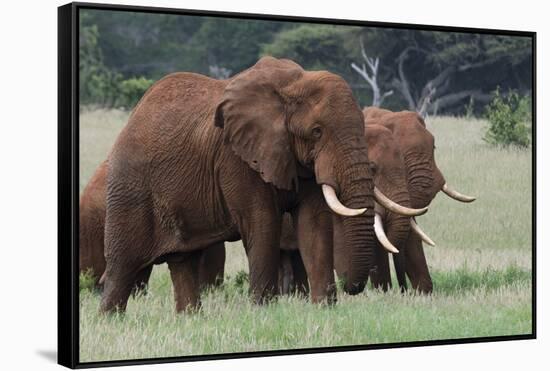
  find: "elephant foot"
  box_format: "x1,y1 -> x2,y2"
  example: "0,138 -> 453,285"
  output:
412,279 -> 433,294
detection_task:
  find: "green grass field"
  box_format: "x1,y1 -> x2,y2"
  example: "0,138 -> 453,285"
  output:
79,109 -> 533,362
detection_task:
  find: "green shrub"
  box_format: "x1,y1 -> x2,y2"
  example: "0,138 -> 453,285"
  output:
233,270 -> 249,290
484,88 -> 531,148
79,269 -> 98,293
117,77 -> 155,109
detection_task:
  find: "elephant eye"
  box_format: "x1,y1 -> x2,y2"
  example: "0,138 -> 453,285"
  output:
312,127 -> 322,139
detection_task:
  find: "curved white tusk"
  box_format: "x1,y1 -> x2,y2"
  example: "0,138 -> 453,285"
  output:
374,213 -> 399,254
410,218 -> 436,247
374,187 -> 428,216
442,183 -> 476,203
98,272 -> 106,286
322,184 -> 367,216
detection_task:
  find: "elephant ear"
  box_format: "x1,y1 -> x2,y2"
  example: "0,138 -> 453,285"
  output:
214,57 -> 302,191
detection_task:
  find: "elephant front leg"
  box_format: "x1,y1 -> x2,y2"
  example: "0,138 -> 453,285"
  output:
370,246 -> 391,292
168,251 -> 202,313
293,207 -> 336,305
392,252 -> 408,293
405,233 -> 433,294
239,212 -> 282,305
246,243 -> 280,304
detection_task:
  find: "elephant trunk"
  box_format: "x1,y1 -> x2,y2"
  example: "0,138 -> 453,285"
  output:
383,189 -> 413,249
381,188 -> 412,291
315,133 -> 376,295
336,163 -> 377,295
403,155 -> 438,208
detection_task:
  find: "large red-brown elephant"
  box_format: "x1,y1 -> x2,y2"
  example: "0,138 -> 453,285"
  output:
363,107 -> 476,293
89,56 -> 386,313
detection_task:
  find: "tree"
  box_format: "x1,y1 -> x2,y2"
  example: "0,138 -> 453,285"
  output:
350,41 -> 393,107
78,9 -> 533,115
79,14 -> 121,106
387,31 -> 532,115
261,24 -> 356,76
189,18 -> 286,76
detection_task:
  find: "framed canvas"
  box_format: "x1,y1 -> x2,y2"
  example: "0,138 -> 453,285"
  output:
58,2 -> 536,368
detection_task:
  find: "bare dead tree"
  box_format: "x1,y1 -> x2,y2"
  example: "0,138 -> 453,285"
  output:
391,47 -> 426,111
350,41 -> 393,107
417,86 -> 436,118
391,47 -> 495,118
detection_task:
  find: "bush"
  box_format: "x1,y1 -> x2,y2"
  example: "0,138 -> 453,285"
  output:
484,88 -> 531,148
79,269 -> 98,293
117,77 -> 155,109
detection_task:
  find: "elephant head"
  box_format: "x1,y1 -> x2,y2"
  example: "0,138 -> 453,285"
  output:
364,108 -> 476,210
215,57 -> 410,294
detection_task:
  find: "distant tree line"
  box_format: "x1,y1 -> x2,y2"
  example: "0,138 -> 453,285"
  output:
80,9 -> 532,116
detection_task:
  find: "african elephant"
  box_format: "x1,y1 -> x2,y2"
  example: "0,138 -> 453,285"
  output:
100,57 -> 380,313
353,124 -> 419,291
79,160 -> 108,284
363,107 -> 476,293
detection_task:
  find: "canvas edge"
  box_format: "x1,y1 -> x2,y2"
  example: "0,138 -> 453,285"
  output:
57,2 -> 537,369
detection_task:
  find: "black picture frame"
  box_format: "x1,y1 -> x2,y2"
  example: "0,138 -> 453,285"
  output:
58,2 -> 537,368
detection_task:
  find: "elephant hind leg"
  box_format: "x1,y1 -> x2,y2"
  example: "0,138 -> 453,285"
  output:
101,194 -> 156,313
198,243 -> 226,292
99,282 -> 130,313
100,255 -> 154,313
289,250 -> 309,297
130,265 -> 154,297
278,250 -> 295,296
278,250 -> 310,297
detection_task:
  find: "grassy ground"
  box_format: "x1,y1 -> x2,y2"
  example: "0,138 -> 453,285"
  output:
79,110 -> 533,363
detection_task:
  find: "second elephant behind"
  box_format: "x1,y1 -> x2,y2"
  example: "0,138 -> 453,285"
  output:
364,108 -> 476,293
